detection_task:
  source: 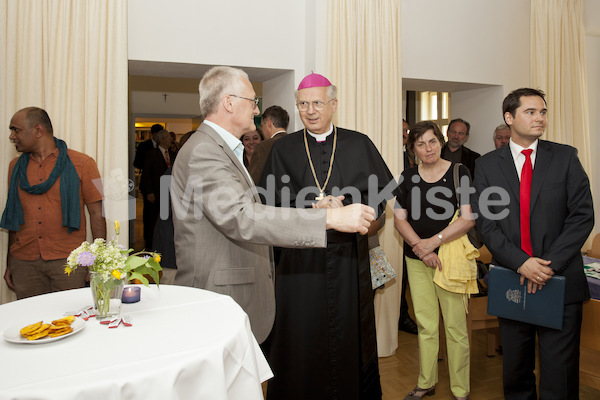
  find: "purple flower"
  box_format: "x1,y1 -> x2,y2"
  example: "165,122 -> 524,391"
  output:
142,255 -> 150,260
77,251 -> 96,267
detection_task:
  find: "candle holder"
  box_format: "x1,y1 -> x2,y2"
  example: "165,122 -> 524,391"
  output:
122,286 -> 141,303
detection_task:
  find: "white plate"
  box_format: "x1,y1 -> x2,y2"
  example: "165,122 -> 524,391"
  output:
3,316 -> 86,344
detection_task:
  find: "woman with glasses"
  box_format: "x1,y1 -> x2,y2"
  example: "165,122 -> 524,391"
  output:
394,120 -> 474,400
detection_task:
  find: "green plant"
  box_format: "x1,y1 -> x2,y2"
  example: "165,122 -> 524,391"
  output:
65,220 -> 162,286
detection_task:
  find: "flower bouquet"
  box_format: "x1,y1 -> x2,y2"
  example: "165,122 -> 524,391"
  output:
65,221 -> 162,318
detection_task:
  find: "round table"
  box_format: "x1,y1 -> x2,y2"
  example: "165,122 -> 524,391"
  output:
0,285 -> 272,400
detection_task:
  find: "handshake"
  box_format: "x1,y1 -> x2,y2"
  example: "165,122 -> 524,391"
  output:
316,195 -> 376,235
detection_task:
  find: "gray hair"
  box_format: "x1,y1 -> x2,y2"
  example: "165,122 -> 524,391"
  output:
199,66 -> 249,118
295,84 -> 338,101
155,129 -> 170,142
493,123 -> 510,139
448,118 -> 471,135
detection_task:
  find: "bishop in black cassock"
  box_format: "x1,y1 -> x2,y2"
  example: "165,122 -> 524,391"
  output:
259,72 -> 397,400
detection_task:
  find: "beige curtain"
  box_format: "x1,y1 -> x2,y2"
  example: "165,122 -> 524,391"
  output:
531,0 -> 594,246
327,0 -> 403,357
0,0 -> 129,304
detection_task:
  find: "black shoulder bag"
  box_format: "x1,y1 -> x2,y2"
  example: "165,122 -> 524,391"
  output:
453,163 -> 483,249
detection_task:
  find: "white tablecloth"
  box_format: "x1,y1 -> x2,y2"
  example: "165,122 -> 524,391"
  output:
0,285 -> 272,400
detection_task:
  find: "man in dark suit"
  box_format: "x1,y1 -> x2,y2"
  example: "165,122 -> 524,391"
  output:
141,129 -> 175,250
133,123 -> 163,170
134,123 -> 163,250
441,118 -> 480,177
248,105 -> 289,184
472,88 -> 594,399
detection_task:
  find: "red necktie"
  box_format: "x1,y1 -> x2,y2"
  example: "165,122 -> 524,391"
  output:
164,150 -> 170,167
520,149 -> 533,256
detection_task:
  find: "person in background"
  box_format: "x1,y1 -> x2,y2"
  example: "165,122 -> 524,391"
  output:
399,118 -> 418,335
241,128 -> 264,167
178,129 -> 196,149
2,107 -> 106,299
170,66 -> 376,346
169,131 -> 180,154
260,72 -> 397,400
441,118 -> 480,177
133,123 -> 163,170
134,123 -> 163,251
248,105 -> 289,184
394,120 -> 473,400
141,129 -> 176,250
403,119 -> 416,170
472,88 -> 594,399
152,166 -> 177,285
492,123 -> 511,149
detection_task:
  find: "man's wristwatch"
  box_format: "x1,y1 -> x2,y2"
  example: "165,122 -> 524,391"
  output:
438,233 -> 444,244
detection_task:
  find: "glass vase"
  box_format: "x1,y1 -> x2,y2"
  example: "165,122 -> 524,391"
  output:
90,272 -> 125,319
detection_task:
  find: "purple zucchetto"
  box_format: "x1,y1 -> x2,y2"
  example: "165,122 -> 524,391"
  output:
297,73 -> 332,90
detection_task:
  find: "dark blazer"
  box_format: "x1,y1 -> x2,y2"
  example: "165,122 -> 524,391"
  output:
472,140 -> 594,304
133,139 -> 156,170
141,147 -> 176,199
248,132 -> 287,184
442,144 -> 480,178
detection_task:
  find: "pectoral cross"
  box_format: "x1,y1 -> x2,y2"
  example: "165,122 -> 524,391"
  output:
315,191 -> 325,201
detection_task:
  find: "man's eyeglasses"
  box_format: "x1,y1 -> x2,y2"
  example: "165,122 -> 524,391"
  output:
230,94 -> 259,107
296,99 -> 335,111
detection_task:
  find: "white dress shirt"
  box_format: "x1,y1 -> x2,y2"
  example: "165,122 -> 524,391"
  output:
204,120 -> 253,182
158,145 -> 170,165
509,138 -> 538,181
307,123 -> 334,142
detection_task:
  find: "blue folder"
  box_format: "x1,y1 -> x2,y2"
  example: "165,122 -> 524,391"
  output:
487,265 -> 565,330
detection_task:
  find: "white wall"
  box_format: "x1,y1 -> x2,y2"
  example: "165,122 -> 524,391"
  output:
128,0 -> 305,71
130,91 -> 200,117
401,0 -> 530,156
401,0 -> 530,89
128,0 -> 313,129
262,72 -> 296,131
452,86 -> 506,155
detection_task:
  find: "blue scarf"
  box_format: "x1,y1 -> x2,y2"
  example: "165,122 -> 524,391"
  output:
0,138 -> 80,233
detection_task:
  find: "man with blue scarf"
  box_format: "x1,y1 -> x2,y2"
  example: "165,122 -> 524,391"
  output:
2,107 -> 105,299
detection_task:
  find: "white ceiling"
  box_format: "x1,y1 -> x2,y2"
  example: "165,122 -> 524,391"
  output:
402,78 -> 494,93
129,60 -> 494,93
128,60 -> 291,82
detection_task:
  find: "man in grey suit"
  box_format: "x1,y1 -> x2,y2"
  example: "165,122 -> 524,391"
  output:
472,88 -> 594,399
170,66 -> 375,344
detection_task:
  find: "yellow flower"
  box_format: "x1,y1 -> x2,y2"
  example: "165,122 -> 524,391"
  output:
153,254 -> 161,263
64,266 -> 72,276
114,220 -> 120,235
111,270 -> 122,280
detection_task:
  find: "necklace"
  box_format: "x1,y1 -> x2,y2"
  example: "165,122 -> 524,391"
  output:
303,126 -> 337,200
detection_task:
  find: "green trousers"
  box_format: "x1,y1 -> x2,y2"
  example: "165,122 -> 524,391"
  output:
406,256 -> 470,397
